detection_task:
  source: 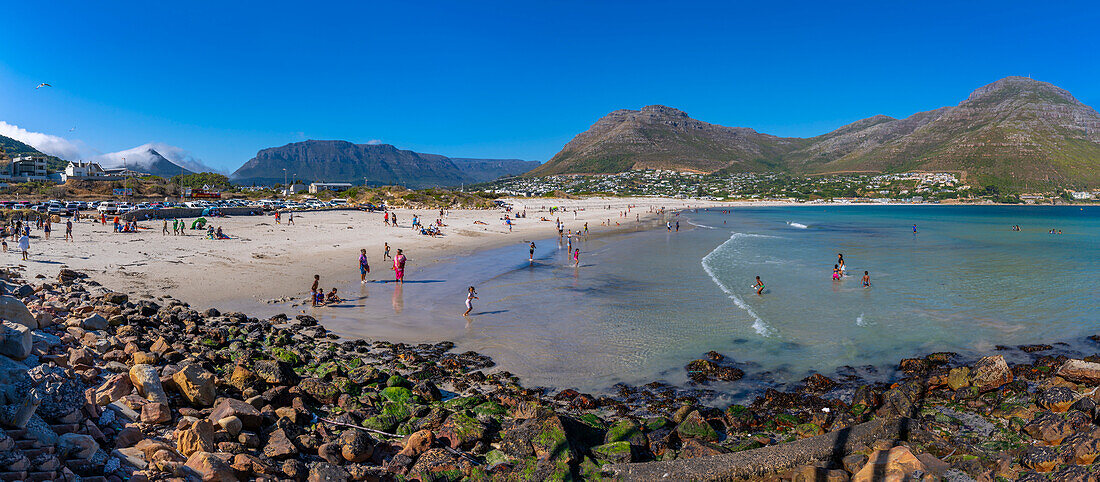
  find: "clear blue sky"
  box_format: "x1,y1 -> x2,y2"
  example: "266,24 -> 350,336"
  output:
1,0 -> 1098,172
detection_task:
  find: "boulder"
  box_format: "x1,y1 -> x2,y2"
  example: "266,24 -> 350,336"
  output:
0,321 -> 31,360
339,428 -> 375,463
0,296 -> 36,329
970,355 -> 1012,392
185,451 -> 239,482
399,430 -> 434,458
263,428 -> 298,459
438,411 -> 488,450
208,398 -> 262,429
81,313 -> 108,331
1057,359 -> 1100,385
852,446 -> 927,482
177,419 -> 216,457
252,360 -> 296,385
675,410 -> 719,442
1024,411 -> 1092,444
58,433 -> 99,460
173,364 -> 216,406
591,441 -> 634,463
217,416 -> 243,436
1038,387 -> 1077,413
129,364 -> 169,404
141,402 -> 172,424
104,292 -> 128,305
947,367 -> 970,391
308,462 -> 349,482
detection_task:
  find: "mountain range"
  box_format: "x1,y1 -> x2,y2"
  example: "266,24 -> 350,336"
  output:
230,140 -> 538,188
531,77 -> 1100,188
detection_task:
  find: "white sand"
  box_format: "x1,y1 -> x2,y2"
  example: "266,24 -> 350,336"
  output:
11,197 -> 739,309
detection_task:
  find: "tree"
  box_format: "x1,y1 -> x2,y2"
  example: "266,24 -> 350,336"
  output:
171,172 -> 231,189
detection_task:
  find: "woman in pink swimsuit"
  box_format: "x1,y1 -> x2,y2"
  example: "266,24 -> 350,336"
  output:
393,249 -> 407,283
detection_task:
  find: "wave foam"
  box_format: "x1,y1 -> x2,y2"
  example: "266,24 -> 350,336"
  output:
787,221 -> 809,229
701,233 -> 774,337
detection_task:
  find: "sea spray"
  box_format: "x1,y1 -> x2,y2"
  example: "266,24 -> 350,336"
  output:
787,221 -> 809,229
700,232 -> 775,337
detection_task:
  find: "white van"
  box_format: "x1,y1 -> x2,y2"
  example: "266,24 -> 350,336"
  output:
98,202 -> 119,214
330,198 -> 348,205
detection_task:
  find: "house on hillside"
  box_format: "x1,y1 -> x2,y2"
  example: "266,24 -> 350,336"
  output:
1,155 -> 51,181
309,182 -> 353,194
61,161 -> 141,182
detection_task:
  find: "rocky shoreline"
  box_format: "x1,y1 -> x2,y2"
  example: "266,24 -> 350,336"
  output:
2,268 -> 1100,481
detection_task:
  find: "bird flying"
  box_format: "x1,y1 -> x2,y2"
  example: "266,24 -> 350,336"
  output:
36,83 -> 51,89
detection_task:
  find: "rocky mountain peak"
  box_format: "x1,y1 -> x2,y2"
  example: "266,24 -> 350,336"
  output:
640,105 -> 690,117
965,76 -> 1080,105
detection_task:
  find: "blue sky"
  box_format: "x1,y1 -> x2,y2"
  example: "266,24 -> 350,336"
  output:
1,1 -> 1098,173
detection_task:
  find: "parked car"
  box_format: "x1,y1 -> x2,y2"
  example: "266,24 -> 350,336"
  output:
98,202 -> 119,214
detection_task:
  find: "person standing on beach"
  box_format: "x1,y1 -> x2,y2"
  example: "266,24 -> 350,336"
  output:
573,248 -> 580,267
163,219 -> 169,235
359,249 -> 371,283
862,271 -> 870,287
837,254 -> 845,273
528,241 -> 536,262
753,276 -> 765,295
275,211 -> 281,224
463,286 -> 478,316
65,219 -> 73,242
43,220 -> 51,240
287,212 -> 294,225
18,233 -> 29,261
384,243 -> 391,260
393,249 -> 407,283
311,274 -> 320,294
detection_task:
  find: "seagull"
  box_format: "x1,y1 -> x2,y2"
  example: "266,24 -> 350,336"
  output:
36,83 -> 51,89
69,127 -> 76,132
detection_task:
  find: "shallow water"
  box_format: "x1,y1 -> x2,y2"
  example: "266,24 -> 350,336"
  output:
241,205 -> 1100,399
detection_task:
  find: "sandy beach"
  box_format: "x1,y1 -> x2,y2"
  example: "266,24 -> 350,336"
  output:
11,197 -> 737,309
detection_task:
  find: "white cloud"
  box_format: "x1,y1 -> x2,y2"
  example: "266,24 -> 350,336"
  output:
366,139 -> 383,145
92,142 -> 220,173
0,121 -> 83,160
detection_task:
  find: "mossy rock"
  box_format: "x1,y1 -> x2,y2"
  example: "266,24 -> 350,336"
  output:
363,413 -> 401,433
726,404 -> 750,417
731,439 -> 764,452
380,386 -> 415,405
591,441 -> 634,464
472,401 -> 506,421
579,456 -> 607,480
850,403 -> 868,416
645,417 -> 672,432
484,449 -> 513,467
271,346 -> 301,365
387,374 -> 412,388
794,423 -> 823,438
604,419 -> 646,447
773,413 -> 800,429
396,420 -> 417,436
383,401 -> 412,422
314,361 -> 341,379
675,411 -> 719,442
578,413 -> 608,431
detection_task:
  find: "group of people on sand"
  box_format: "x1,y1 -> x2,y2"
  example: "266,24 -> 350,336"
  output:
274,211 -> 294,225
309,274 -> 342,306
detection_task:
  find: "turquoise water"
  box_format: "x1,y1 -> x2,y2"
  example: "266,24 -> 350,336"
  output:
270,206 -> 1100,398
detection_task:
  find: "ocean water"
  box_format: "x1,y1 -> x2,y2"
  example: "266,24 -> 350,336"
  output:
257,206 -> 1100,399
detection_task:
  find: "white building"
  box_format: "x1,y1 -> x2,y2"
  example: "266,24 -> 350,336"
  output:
7,155 -> 49,180
309,182 -> 353,194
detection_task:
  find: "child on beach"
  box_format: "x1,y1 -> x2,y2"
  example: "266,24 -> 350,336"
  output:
832,264 -> 842,280
528,241 -> 536,261
463,286 -> 478,316
753,276 -> 765,295
393,249 -> 406,283
862,271 -> 870,287
573,248 -> 580,267
18,234 -> 29,260
311,274 -> 320,294
313,289 -> 325,306
327,288 -> 342,303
